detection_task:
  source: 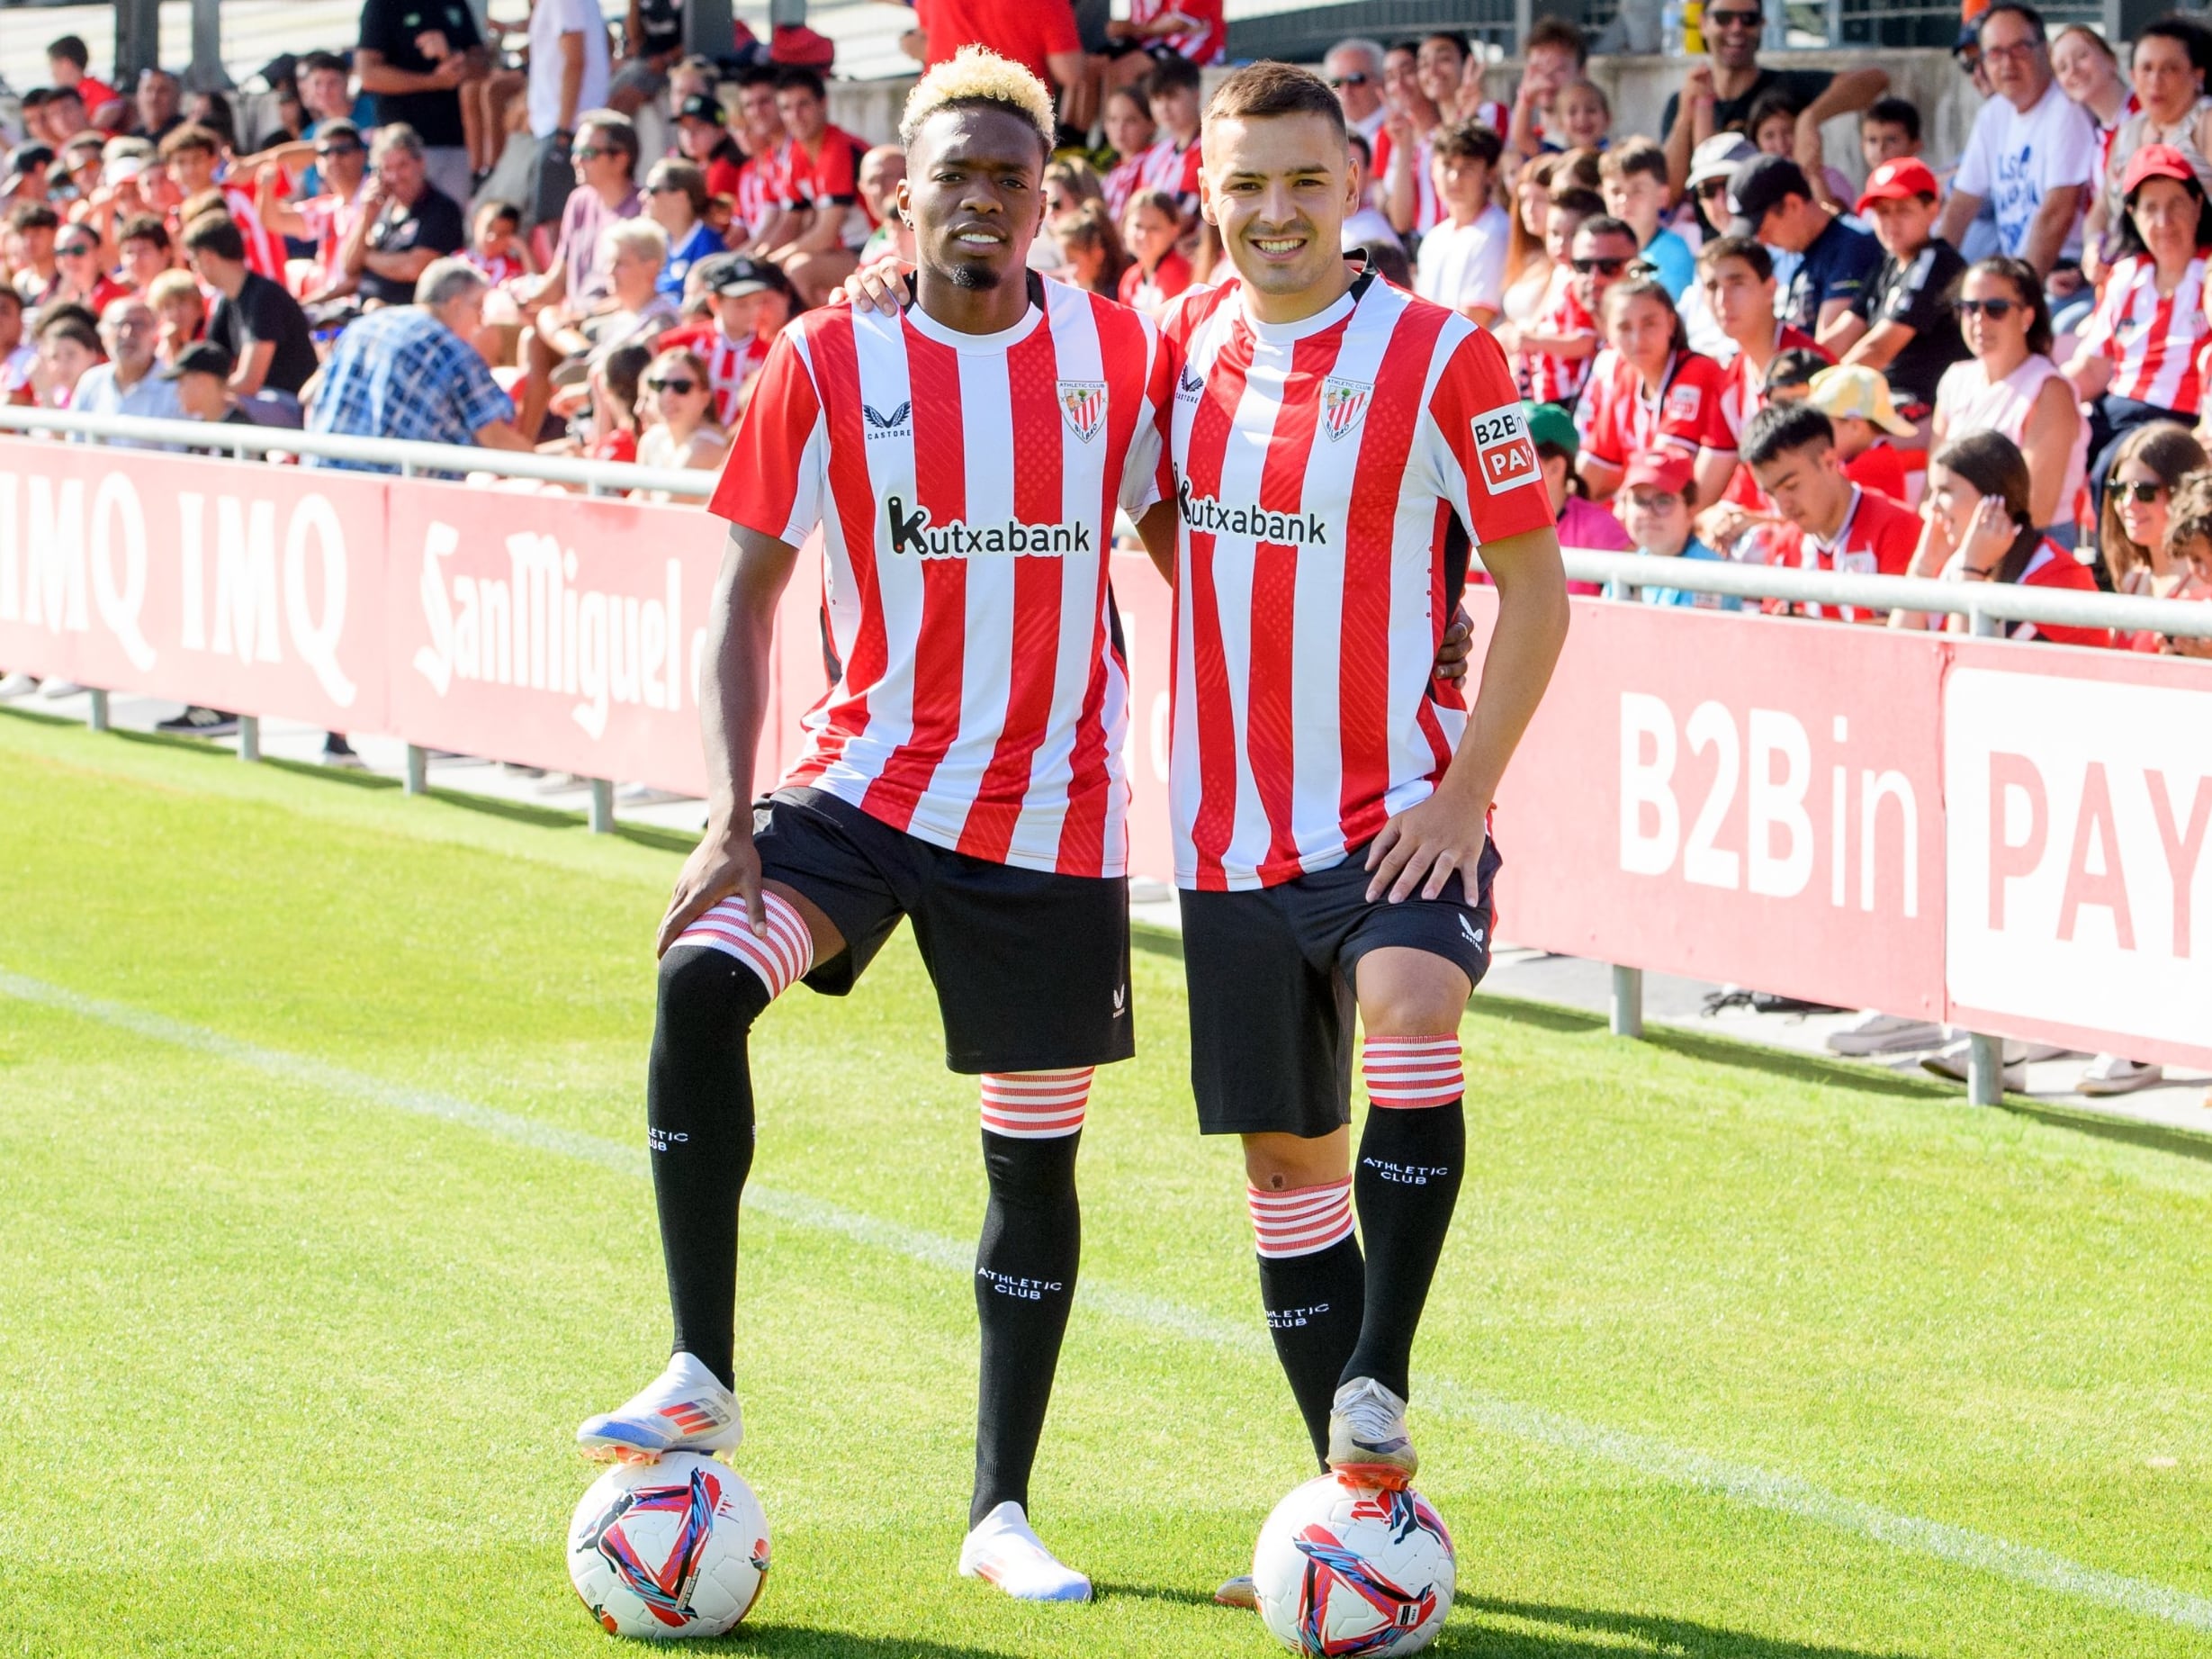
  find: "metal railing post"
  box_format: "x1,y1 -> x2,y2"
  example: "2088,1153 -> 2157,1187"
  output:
1966,1032 -> 2006,1104
1611,965 -> 1643,1038
1971,607 -> 2000,638
589,779 -> 616,833
237,715 -> 259,762
85,689 -> 109,732
404,744 -> 428,795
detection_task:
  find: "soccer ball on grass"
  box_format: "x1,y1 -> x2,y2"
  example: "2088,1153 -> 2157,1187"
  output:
1252,1474 -> 1454,1656
567,1452 -> 769,1638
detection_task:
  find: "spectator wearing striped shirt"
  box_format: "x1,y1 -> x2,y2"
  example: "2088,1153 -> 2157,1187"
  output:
158,122 -> 285,282
1100,86 -> 1156,221
1496,186 -> 1605,409
2067,144 -> 2212,531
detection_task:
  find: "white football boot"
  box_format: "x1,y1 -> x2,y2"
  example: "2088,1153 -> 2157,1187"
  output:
958,1501 -> 1093,1601
1326,1376 -> 1418,1489
576,1351 -> 743,1463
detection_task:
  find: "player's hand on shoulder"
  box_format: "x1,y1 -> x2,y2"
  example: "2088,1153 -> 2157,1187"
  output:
1363,782 -> 1489,905
657,813 -> 768,958
826,257 -> 913,315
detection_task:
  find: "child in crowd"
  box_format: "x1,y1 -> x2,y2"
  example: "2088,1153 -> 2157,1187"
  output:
1506,16 -> 1590,160
1414,122 -> 1508,326
2161,468 -> 2212,658
1142,56 -> 1204,210
1524,399 -> 1619,594
1101,86 -> 1156,221
1577,273 -> 1733,504
1615,448 -> 1742,609
1118,188 -> 1191,315
1748,88 -> 1856,212
1762,348 -> 1828,403
1496,185 -> 1605,408
1805,364 -> 1916,503
1552,81 -> 1612,152
1860,97 -> 1922,169
694,253 -> 788,429
466,199 -> 533,286
1597,139 -> 1694,301
1829,158 -> 1966,434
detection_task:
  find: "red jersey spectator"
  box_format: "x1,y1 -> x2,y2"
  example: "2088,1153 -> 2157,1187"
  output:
47,34 -> 121,127
1806,364 -> 1919,505
675,94 -> 747,203
1111,0 -> 1226,68
913,0 -> 1083,95
1101,86 -> 1155,219
1743,399 -> 1920,623
1575,274 -> 1733,503
764,68 -> 874,308
1118,189 -> 1191,316
159,123 -> 286,281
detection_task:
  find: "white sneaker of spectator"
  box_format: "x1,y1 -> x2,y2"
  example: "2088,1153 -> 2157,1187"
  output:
1825,1013 -> 1947,1057
0,671 -> 38,698
38,679 -> 85,698
2078,1055 -> 2163,1096
1920,1038 -> 2068,1090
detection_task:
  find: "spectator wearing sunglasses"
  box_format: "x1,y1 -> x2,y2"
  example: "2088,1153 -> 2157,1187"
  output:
1499,185 -> 1605,407
1934,256 -> 2086,542
1322,39 -> 1388,145
1937,3 -> 2096,284
257,119 -> 371,302
644,159 -> 724,298
2064,145 -> 2212,527
635,345 -> 727,490
2096,421 -> 2205,631
1660,0 -> 1885,217
51,222 -> 127,311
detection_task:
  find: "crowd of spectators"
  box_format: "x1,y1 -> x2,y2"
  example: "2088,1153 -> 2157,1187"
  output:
0,3 -> 2203,1088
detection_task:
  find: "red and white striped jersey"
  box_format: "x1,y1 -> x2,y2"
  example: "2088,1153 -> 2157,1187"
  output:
1159,273 -> 1553,891
1371,128 -> 1441,235
2080,254 -> 2208,413
734,148 -> 792,235
296,189 -> 369,294
1519,266 -> 1593,406
704,325 -> 768,428
1133,135 -> 1200,208
220,185 -> 287,283
1715,324 -> 1829,446
1573,347 -> 1733,467
708,280 -> 1174,877
1103,153 -> 1145,221
1128,0 -> 1225,65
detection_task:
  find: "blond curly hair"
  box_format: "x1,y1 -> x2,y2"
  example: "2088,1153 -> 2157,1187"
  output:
898,45 -> 1056,158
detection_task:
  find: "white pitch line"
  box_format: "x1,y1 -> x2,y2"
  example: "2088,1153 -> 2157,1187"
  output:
8,967 -> 2210,1635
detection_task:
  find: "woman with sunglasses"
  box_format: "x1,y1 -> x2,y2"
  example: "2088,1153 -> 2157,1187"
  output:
1575,271 -> 1734,505
50,225 -> 127,313
1892,428 -> 2111,648
2064,145 -> 2212,531
1933,256 -> 2086,543
634,344 -> 727,491
2095,420 -> 2206,642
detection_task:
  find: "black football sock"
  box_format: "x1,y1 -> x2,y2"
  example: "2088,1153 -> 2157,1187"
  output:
1341,1094 -> 1467,1402
971,1124 -> 1083,1528
1250,1178 -> 1366,1466
647,944 -> 773,1393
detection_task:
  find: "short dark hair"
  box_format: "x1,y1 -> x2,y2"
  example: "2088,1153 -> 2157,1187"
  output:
1421,30 -> 1471,57
33,301 -> 100,353
1549,185 -> 1605,221
1147,53 -> 1204,97
1346,131 -> 1371,167
775,67 -> 826,101
478,197 -> 522,229
1433,119 -> 1502,167
47,84 -> 85,109
1980,2 -> 2046,43
117,212 -> 169,250
157,122 -> 221,159
733,64 -> 779,90
1966,254 -> 2054,356
1697,233 -> 1773,282
1364,239 -> 1414,288
299,50 -> 347,78
1764,347 -> 1829,393
2136,15 -> 2212,80
1740,399 -> 1835,467
181,213 -> 246,264
1573,212 -> 1637,247
576,109 -> 641,171
1599,137 -> 1668,189
1865,96 -> 1920,143
47,33 -> 89,68
6,200 -> 57,234
1745,87 -> 1803,136
1524,17 -> 1588,65
1203,61 -> 1344,138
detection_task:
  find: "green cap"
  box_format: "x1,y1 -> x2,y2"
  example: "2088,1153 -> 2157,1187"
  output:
1523,400 -> 1577,460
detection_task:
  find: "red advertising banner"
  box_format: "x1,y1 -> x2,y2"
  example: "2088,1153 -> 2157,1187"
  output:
1474,590 -> 1949,1021
0,443 -> 389,733
3,428 -> 2203,1071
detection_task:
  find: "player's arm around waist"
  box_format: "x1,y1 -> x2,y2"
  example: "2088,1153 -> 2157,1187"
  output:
658,524 -> 802,956
1364,523 -> 1569,903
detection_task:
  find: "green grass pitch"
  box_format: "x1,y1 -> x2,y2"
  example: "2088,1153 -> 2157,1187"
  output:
4,705 -> 2212,1658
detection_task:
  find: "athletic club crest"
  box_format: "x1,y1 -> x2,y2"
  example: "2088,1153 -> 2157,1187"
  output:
1321,376 -> 1372,441
1058,380 -> 1108,442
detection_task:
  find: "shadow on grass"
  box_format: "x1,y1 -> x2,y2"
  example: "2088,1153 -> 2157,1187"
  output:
1130,924 -> 1182,962
619,819 -> 705,856
1450,1597 -> 1917,1657
0,702 -> 79,730
1997,1095 -> 2212,1166
1089,1579 -> 1221,1609
265,755 -> 401,794
688,1627 -> 1025,1655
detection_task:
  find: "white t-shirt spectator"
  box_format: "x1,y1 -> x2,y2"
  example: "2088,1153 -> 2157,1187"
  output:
1413,203 -> 1508,316
1952,78 -> 2097,264
527,0 -> 610,139
70,363 -> 183,446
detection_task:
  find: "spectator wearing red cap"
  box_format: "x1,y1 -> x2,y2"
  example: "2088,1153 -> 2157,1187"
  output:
2065,143 -> 2212,525
1893,428 -> 2113,646
1575,271 -> 1735,507
1741,399 -> 1920,622
1827,157 -> 1968,433
1616,448 -> 1743,610
2082,18 -> 2212,284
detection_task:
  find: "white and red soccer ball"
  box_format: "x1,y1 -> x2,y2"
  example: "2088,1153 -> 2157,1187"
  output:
1252,1474 -> 1455,1656
567,1453 -> 769,1639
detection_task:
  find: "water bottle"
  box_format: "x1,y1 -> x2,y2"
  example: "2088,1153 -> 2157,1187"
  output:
1662,0 -> 1686,58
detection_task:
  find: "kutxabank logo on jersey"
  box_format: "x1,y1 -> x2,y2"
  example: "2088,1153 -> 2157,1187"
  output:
884,496 -> 1094,559
1175,474 -> 1331,545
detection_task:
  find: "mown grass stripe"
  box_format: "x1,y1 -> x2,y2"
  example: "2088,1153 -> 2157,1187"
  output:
8,965 -> 2208,1635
